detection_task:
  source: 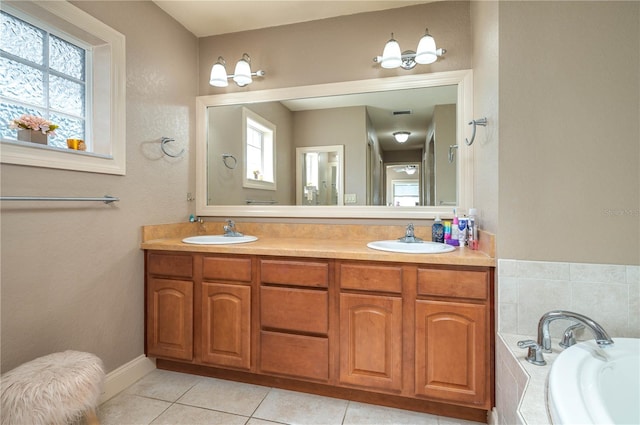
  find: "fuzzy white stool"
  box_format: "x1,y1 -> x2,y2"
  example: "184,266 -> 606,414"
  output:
1,350 -> 105,425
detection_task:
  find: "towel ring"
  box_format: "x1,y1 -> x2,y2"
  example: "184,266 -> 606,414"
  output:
465,117 -> 487,146
161,137 -> 185,158
222,153 -> 237,169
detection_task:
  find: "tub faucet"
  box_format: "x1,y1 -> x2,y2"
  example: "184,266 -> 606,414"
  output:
559,323 -> 585,349
519,310 -> 613,366
537,310 -> 614,353
223,219 -> 243,237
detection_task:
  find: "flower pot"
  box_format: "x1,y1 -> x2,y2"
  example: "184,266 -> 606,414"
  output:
17,129 -> 48,144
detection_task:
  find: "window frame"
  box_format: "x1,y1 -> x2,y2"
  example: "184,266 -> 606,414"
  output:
241,107 -> 276,191
0,1 -> 126,175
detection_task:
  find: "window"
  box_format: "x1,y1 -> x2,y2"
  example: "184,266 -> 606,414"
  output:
392,180 -> 420,206
1,10 -> 89,149
242,107 -> 276,190
0,1 -> 125,175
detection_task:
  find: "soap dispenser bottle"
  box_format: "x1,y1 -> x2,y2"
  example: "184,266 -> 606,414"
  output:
432,215 -> 444,243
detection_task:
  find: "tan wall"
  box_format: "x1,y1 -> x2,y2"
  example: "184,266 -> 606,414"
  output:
0,1 -> 198,372
470,0 -> 499,235
198,2 -> 472,94
498,1 -> 639,265
433,104 -> 457,206
293,106 -> 367,204
208,103 -> 295,205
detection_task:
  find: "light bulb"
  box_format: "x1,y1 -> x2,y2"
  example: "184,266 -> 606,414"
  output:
209,57 -> 228,87
415,30 -> 437,65
233,54 -> 252,86
380,34 -> 402,69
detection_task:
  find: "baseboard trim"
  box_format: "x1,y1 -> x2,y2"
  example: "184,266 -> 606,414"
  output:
100,355 -> 156,403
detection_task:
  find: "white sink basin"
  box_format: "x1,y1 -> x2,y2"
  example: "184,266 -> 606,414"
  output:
182,235 -> 258,245
367,240 -> 455,254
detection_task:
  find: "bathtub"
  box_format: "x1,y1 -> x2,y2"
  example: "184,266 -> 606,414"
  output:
547,338 -> 640,425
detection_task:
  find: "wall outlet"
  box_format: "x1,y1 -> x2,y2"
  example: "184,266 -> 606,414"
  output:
344,193 -> 357,204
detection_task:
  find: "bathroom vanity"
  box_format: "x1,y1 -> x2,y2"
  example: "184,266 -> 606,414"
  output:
142,222 -> 495,423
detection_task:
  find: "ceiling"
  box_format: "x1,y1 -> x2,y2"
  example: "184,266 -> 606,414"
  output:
153,0 -> 432,38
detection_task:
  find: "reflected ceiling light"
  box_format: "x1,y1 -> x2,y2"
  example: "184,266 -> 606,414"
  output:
374,28 -> 446,70
405,165 -> 417,175
393,131 -> 411,143
209,53 -> 265,88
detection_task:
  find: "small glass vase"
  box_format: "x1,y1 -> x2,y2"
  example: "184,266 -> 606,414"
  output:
17,129 -> 48,145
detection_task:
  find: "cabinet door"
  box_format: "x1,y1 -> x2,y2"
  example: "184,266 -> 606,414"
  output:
200,282 -> 251,370
415,300 -> 488,407
339,293 -> 402,392
147,277 -> 193,361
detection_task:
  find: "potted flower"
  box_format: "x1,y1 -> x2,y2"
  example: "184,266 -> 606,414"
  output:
9,114 -> 59,144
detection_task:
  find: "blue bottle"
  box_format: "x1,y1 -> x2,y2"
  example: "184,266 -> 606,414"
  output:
432,215 -> 444,243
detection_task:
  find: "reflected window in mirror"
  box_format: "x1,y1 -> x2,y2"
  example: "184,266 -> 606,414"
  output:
242,107 -> 276,190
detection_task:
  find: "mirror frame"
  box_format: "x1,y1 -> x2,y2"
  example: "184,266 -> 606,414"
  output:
196,69 -> 473,219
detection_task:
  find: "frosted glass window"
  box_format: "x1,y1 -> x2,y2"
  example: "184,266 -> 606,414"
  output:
50,34 -> 85,80
0,56 -> 44,106
0,10 -> 87,148
0,11 -> 43,64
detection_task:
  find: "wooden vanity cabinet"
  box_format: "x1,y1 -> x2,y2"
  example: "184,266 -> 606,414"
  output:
145,252 -> 194,361
415,267 -> 492,409
198,255 -> 253,370
338,263 -> 404,393
145,250 -> 494,422
258,258 -> 331,382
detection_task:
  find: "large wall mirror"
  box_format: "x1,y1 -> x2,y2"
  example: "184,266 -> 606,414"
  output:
196,70 -> 473,219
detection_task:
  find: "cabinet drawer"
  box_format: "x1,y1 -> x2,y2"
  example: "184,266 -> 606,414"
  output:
260,259 -> 328,288
417,269 -> 488,300
261,287 -> 328,334
203,256 -> 252,283
339,263 -> 402,294
147,252 -> 193,278
260,331 -> 328,381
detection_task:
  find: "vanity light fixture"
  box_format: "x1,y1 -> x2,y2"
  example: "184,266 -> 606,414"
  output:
209,53 -> 265,87
393,131 -> 411,143
373,28 -> 446,70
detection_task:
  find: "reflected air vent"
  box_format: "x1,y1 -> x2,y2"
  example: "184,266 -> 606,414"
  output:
392,110 -> 412,116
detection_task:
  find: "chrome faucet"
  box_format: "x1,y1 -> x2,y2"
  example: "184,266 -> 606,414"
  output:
559,322 -> 585,349
518,310 -> 614,366
223,219 -> 243,237
398,223 -> 423,243
537,310 -> 613,352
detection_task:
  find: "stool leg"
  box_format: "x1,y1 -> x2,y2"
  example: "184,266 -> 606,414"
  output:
84,408 -> 100,425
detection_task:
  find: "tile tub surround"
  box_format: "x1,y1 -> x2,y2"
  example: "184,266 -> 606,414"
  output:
99,369 -> 484,425
498,259 -> 639,338
494,334 -> 560,425
495,259 -> 639,425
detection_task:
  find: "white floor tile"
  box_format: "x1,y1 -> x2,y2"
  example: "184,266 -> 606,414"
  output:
99,393 -> 171,425
343,401 -> 439,425
125,369 -> 203,402
151,403 -> 248,425
177,376 -> 270,416
253,388 -> 348,425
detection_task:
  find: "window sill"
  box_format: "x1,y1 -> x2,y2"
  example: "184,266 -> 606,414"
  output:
1,139 -> 124,175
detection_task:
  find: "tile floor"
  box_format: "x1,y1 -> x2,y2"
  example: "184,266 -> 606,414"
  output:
98,369 -> 484,425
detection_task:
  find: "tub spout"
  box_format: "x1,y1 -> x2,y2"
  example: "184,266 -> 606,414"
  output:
538,310 -> 614,353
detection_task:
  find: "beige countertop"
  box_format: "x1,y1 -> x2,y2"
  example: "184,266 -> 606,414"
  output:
141,222 -> 495,267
